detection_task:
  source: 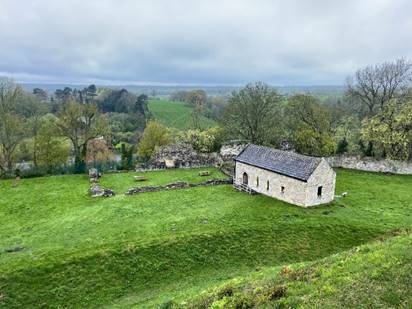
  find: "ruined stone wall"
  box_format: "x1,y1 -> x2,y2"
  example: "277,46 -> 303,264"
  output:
137,143 -> 222,171
327,156 -> 412,175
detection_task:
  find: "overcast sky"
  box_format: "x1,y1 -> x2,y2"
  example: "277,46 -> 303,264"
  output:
0,0 -> 411,86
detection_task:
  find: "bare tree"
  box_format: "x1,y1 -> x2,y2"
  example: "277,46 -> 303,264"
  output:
187,90 -> 207,129
0,78 -> 24,175
346,58 -> 412,115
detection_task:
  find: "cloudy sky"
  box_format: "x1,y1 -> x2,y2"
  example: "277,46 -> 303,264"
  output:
0,0 -> 411,86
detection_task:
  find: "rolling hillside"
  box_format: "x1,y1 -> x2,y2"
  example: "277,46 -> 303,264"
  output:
147,99 -> 218,130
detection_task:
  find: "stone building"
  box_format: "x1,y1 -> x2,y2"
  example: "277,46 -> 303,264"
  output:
234,144 -> 336,207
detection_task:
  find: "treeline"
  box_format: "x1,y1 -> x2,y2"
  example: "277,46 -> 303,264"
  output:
221,58 -> 412,160
0,79 -> 150,177
1,58 -> 411,178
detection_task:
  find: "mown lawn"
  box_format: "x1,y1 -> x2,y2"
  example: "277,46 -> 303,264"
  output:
0,168 -> 411,308
148,99 -> 217,130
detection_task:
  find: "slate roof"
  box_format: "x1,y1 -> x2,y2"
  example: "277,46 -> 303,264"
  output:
235,144 -> 322,182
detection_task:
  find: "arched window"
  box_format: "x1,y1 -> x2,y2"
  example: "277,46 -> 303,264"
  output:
256,177 -> 259,187
266,180 -> 270,190
242,172 -> 248,185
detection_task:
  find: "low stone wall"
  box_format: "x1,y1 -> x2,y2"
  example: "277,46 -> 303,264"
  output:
327,156 -> 412,175
126,178 -> 232,195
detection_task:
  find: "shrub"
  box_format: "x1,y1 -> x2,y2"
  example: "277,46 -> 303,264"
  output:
336,137 -> 349,154
138,121 -> 172,161
265,285 -> 287,301
216,285 -> 234,299
179,127 -> 223,153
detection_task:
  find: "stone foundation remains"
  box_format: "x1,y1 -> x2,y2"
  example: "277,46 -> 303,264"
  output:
126,178 -> 232,195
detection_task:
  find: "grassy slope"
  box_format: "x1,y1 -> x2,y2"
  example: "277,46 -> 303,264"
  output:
147,99 -> 217,130
185,230 -> 412,308
0,169 -> 411,308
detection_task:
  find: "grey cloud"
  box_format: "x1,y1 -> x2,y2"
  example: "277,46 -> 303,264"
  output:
1,0 -> 412,85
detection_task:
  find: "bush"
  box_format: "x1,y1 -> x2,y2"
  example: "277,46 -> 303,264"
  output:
336,138 -> 349,154
264,285 -> 287,301
138,121 -> 172,160
179,127 -> 223,153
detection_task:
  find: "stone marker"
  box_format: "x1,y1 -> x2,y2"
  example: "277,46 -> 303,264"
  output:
199,171 -> 210,176
89,168 -> 99,183
134,176 -> 147,181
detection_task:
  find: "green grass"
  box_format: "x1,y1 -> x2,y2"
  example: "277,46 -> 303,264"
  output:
0,169 -> 411,308
184,230 -> 412,308
148,99 -> 217,130
99,168 -> 227,193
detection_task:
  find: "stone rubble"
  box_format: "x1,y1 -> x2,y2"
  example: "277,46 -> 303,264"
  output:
126,178 -> 232,195
88,168 -> 115,198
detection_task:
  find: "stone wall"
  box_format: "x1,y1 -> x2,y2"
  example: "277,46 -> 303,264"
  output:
327,156 -> 412,175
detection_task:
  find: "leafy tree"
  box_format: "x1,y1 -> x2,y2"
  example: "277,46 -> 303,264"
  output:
293,128 -> 336,157
333,116 -> 362,155
83,84 -> 97,103
56,100 -> 109,173
33,88 -> 48,101
286,94 -> 336,156
36,115 -> 70,170
98,89 -> 137,113
135,94 -> 149,115
54,87 -> 73,102
361,100 -> 412,160
138,121 -> 172,160
222,82 -> 281,144
336,137 -> 349,154
179,127 -> 223,153
120,143 -> 135,170
20,94 -> 49,167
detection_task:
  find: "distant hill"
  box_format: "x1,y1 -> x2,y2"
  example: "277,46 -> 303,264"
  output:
21,83 -> 345,97
148,99 -> 218,130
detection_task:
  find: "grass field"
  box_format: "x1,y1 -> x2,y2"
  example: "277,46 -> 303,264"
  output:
148,99 -> 217,130
0,168 -> 412,308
